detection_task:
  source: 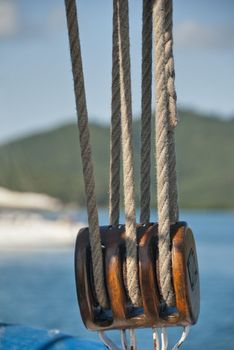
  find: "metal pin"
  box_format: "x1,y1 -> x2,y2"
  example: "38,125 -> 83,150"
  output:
129,329 -> 137,350
120,329 -> 129,350
161,328 -> 168,350
172,326 -> 190,350
152,327 -> 160,350
99,331 -> 120,350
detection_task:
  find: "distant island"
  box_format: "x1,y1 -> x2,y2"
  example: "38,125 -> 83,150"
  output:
0,108 -> 233,209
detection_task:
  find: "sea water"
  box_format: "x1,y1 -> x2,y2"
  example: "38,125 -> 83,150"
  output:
0,210 -> 234,349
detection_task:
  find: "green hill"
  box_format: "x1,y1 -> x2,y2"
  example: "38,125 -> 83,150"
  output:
0,109 -> 234,208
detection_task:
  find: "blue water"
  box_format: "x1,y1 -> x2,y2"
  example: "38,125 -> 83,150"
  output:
0,210 -> 234,349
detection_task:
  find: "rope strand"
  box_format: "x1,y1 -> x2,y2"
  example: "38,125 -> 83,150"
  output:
164,0 -> 179,223
153,0 -> 175,307
117,0 -> 141,306
65,0 -> 179,311
140,0 -> 153,224
64,0 -> 108,309
109,0 -> 121,226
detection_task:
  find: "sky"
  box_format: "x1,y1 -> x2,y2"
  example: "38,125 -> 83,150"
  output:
0,0 -> 234,143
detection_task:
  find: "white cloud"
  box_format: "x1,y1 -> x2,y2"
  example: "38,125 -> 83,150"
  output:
175,20 -> 234,50
0,1 -> 19,39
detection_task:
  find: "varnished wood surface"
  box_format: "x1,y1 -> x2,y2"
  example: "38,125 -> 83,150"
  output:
74,222 -> 200,331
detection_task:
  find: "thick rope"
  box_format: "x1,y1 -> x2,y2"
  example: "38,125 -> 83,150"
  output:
109,0 -> 121,227
168,131 -> 178,223
117,0 -> 141,306
140,0 -> 153,224
164,0 -> 179,223
64,0 -> 108,309
153,0 -> 175,307
164,0 -> 177,129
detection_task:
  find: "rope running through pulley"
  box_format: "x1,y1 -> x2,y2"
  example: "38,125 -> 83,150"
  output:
65,0 -> 200,349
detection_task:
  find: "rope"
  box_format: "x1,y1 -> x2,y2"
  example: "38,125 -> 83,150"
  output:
140,0 -> 153,224
65,0 -> 179,311
164,0 -> 179,223
164,0 -> 177,129
153,0 -> 175,307
64,0 -> 108,309
109,0 -> 121,227
117,0 -> 141,306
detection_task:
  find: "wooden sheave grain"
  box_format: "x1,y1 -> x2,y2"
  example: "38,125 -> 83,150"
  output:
65,0 -> 179,311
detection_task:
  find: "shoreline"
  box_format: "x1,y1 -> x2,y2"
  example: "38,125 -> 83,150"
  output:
0,212 -> 85,250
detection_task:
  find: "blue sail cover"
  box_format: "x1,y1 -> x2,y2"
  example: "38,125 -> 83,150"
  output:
0,324 -> 106,350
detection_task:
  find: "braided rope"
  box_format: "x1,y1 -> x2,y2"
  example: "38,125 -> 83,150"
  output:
164,0 -> 179,223
164,0 -> 177,129
153,0 -> 175,307
117,0 -> 141,306
109,0 -> 121,226
65,0 -> 179,311
64,0 -> 108,309
140,0 -> 153,224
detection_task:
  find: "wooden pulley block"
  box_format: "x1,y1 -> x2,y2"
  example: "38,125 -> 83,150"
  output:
74,222 -> 200,331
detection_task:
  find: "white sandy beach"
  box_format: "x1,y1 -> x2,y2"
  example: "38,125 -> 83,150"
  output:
0,214 -> 83,250
0,188 -> 85,250
0,187 -> 62,211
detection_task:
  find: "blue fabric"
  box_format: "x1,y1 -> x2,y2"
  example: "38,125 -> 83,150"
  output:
0,323 -> 106,350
